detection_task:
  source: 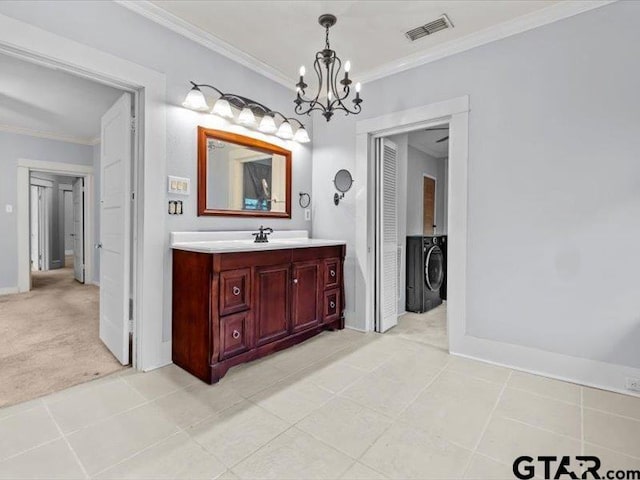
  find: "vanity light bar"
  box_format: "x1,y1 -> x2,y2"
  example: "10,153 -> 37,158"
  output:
182,81 -> 310,143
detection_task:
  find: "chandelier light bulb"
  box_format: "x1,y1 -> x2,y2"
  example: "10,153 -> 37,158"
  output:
182,86 -> 209,111
299,66 -> 306,76
211,98 -> 234,118
356,82 -> 361,93
344,60 -> 351,73
327,90 -> 333,101
238,107 -> 256,126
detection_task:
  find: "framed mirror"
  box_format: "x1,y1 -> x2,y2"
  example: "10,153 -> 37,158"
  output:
198,127 -> 292,217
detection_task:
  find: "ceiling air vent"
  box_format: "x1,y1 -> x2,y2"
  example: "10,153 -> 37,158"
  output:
405,14 -> 453,41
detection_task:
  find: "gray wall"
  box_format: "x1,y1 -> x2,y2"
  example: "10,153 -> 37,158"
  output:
0,131 -> 93,289
0,1 -> 313,341
312,1 -> 640,369
405,145 -> 446,236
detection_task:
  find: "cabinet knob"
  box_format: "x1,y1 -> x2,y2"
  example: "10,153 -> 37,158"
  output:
330,301 -> 336,309
232,286 -> 241,296
232,329 -> 241,339
330,270 -> 336,277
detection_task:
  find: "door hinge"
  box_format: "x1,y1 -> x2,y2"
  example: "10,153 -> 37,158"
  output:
131,192 -> 135,200
130,117 -> 136,133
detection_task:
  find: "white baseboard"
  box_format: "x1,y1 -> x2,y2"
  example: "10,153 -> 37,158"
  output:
0,286 -> 19,296
452,334 -> 640,398
345,325 -> 368,333
90,280 -> 100,287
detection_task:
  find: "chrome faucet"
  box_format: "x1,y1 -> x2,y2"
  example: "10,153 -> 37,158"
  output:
252,226 -> 273,243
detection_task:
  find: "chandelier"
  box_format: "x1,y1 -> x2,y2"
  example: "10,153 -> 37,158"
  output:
182,82 -> 310,143
295,14 -> 362,122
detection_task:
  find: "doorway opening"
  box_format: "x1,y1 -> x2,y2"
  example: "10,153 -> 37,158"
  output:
354,96 -> 469,355
377,126 -> 450,351
1,50 -> 138,407
29,173 -> 85,287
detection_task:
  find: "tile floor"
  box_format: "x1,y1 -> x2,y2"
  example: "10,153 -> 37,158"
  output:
1,325 -> 639,479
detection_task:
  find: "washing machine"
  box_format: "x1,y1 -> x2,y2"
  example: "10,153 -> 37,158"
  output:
406,235 -> 446,313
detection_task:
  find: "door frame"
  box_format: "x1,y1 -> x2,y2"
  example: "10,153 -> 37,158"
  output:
18,161 -> 94,288
1,12 -> 167,371
355,96 -> 469,354
59,184 -> 74,257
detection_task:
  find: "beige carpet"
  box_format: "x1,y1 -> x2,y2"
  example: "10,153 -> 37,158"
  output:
0,261 -> 126,407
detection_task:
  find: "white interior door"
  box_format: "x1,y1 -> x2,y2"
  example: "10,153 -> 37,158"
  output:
376,138 -> 399,332
99,93 -> 132,365
72,178 -> 84,282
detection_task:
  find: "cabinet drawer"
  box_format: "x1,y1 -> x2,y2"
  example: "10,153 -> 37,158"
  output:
323,258 -> 341,289
219,268 -> 251,316
323,288 -> 341,323
220,311 -> 253,360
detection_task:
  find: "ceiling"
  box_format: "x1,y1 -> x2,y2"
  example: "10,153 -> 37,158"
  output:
145,0 -> 561,85
408,127 -> 449,158
0,53 -> 123,145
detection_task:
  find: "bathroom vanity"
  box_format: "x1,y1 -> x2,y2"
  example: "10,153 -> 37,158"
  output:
171,231 -> 346,384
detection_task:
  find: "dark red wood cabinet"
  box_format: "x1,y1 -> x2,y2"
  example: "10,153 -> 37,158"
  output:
172,245 -> 346,384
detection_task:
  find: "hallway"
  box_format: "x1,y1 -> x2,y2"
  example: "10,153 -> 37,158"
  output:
0,261 -> 125,407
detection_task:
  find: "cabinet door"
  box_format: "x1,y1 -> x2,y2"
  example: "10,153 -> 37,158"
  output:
254,264 -> 290,346
291,261 -> 322,333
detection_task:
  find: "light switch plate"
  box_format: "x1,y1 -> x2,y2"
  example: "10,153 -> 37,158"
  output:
304,208 -> 311,221
168,176 -> 190,195
5,204 -> 13,213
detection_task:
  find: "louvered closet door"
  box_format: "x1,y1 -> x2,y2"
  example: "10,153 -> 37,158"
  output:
377,138 -> 398,332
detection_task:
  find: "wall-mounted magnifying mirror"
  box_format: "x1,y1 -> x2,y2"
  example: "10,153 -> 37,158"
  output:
333,169 -> 353,206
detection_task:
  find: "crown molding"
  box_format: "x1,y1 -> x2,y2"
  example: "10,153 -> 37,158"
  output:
115,0 -> 293,89
0,123 -> 96,145
357,0 -> 616,84
116,0 -> 615,89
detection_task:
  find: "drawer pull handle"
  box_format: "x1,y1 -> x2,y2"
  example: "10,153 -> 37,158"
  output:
330,270 -> 336,278
232,286 -> 241,296
232,329 -> 241,339
330,301 -> 336,309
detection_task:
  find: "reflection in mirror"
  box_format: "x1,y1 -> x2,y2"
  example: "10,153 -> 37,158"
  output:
198,128 -> 292,217
207,139 -> 287,213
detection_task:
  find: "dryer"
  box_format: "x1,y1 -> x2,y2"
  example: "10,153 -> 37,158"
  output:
406,235 -> 446,313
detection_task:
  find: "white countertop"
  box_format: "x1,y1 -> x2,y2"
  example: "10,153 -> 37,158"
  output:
170,230 -> 346,254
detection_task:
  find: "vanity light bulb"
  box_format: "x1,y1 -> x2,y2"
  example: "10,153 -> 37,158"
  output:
276,121 -> 294,140
238,107 -> 256,127
344,60 -> 351,73
182,87 -> 209,111
355,82 -> 361,93
293,127 -> 310,143
299,65 -> 306,76
211,98 -> 234,119
258,115 -> 277,134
